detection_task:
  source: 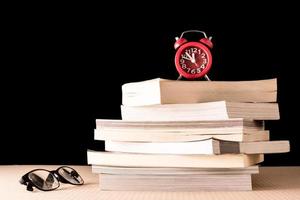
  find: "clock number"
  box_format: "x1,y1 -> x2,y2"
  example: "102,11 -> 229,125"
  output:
178,46 -> 211,76
181,54 -> 189,60
187,48 -> 197,54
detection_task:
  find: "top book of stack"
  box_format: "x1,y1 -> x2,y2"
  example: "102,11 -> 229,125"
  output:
122,78 -> 277,106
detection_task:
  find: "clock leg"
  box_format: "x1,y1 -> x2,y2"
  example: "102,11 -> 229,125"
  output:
177,75 -> 211,81
177,75 -> 183,80
204,75 -> 211,81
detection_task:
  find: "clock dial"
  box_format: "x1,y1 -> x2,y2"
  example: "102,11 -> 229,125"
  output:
179,46 -> 208,75
175,41 -> 212,79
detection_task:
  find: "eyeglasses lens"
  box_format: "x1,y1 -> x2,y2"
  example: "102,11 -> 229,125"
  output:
58,167 -> 84,185
28,170 -> 59,190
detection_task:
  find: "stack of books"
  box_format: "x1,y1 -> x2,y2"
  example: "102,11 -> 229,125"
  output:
88,78 -> 290,191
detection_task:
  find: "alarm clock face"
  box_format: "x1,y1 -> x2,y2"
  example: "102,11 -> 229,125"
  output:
175,41 -> 212,79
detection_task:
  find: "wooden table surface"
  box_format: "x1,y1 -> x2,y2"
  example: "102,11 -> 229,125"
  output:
0,165 -> 299,200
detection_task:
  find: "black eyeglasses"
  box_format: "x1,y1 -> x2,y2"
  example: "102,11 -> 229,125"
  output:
19,166 -> 84,191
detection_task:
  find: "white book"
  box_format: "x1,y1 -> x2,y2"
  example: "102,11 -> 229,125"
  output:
105,139 -> 218,155
122,78 -> 277,106
95,118 -> 268,142
87,151 -> 264,168
99,173 -> 253,191
96,130 -> 269,142
96,118 -> 264,134
121,101 -> 279,121
105,139 -> 290,155
92,165 -> 259,175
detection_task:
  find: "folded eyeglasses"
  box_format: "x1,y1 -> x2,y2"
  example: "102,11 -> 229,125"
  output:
19,166 -> 84,191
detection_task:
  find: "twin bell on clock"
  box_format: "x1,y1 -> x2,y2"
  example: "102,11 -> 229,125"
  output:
174,30 -> 213,81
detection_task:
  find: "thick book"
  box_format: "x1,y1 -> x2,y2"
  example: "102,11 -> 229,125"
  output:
87,151 -> 264,168
121,101 -> 280,121
96,130 -> 269,142
98,173 -> 253,191
92,165 -> 259,175
95,118 -> 269,142
96,118 -> 264,134
105,140 -> 290,155
122,78 -> 277,106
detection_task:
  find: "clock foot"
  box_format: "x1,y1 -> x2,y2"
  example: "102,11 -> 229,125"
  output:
177,75 -> 183,80
176,75 -> 211,81
204,75 -> 211,81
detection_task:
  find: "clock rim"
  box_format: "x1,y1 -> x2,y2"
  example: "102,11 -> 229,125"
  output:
175,41 -> 212,79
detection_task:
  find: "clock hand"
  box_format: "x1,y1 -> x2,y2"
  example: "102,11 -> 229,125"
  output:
191,53 -> 196,63
185,52 -> 193,61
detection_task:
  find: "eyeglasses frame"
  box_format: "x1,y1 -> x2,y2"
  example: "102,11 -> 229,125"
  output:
19,166 -> 84,191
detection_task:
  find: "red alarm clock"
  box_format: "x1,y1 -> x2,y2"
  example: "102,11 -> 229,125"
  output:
174,30 -> 213,80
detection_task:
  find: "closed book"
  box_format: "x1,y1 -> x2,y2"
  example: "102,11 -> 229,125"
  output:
96,130 -> 269,142
95,118 -> 269,142
87,151 -> 264,168
121,101 -> 280,121
96,118 -> 264,134
99,173 -> 253,191
92,165 -> 259,175
105,139 -> 290,155
122,78 -> 277,106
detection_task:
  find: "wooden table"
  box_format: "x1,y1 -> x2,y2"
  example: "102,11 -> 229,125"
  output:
0,165 -> 299,200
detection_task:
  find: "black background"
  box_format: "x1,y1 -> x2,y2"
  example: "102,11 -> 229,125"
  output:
2,4 -> 299,165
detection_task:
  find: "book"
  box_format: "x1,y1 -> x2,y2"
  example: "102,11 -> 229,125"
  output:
218,140 -> 290,154
105,140 -> 290,155
87,151 -> 264,168
92,165 -> 259,175
95,118 -> 269,142
96,130 -> 269,142
98,173 -> 253,191
122,78 -> 277,106
96,118 -> 264,134
121,101 -> 280,121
